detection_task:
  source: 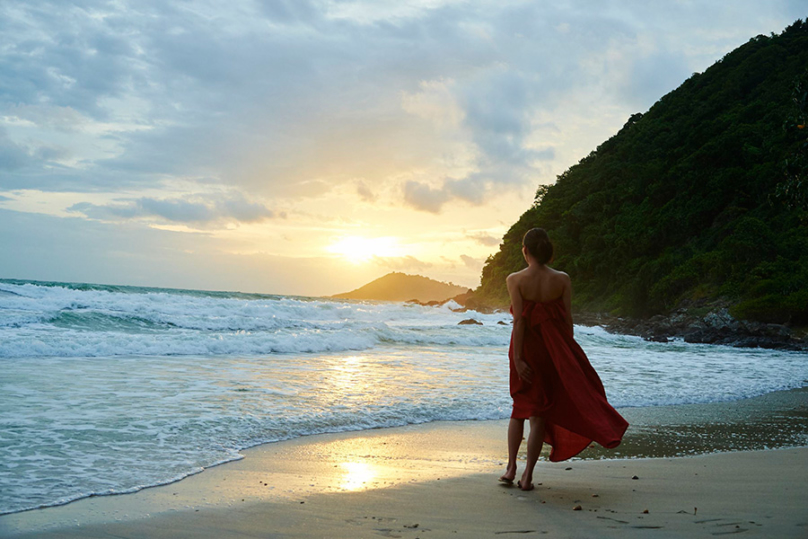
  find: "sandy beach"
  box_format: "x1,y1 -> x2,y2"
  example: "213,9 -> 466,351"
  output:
3,402 -> 807,539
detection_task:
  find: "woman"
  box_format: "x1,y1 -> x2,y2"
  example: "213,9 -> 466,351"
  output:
499,228 -> 628,491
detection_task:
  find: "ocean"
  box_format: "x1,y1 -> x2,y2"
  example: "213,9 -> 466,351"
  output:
1,278 -> 806,516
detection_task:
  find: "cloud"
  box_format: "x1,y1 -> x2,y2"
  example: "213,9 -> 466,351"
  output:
403,180 -> 450,213
467,232 -> 500,247
0,127 -> 30,170
372,255 -> 433,272
0,207 -> 371,296
460,254 -> 483,271
4,104 -> 88,132
256,0 -> 324,24
356,180 -> 376,202
68,193 -> 275,226
401,79 -> 464,128
1,0 -> 803,207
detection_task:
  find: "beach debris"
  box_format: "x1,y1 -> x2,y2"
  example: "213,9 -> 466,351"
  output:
565,467 -> 572,470
592,494 -> 599,497
631,475 -> 639,480
573,505 -> 582,511
404,524 -> 419,529
642,509 -> 649,514
694,507 -> 698,515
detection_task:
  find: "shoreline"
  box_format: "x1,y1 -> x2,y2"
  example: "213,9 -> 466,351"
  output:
2,387 -> 808,538
4,386 -> 808,520
2,440 -> 806,539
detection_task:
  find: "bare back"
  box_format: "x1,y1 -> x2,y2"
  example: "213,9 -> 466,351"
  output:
507,264 -> 573,334
511,265 -> 568,303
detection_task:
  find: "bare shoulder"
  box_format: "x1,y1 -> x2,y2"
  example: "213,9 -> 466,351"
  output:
548,267 -> 571,286
505,268 -> 528,295
555,268 -> 571,281
506,267 -> 528,283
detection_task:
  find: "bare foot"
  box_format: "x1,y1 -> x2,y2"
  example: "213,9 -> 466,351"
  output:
518,471 -> 534,491
499,466 -> 516,484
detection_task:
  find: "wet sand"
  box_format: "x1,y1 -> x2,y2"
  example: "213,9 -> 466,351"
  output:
2,388 -> 807,538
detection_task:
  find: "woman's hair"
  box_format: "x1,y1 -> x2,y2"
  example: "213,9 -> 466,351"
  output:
522,228 -> 553,264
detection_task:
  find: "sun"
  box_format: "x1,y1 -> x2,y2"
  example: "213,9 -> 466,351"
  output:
327,236 -> 402,264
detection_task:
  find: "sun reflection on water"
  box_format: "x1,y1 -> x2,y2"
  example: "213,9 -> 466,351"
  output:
329,355 -> 381,406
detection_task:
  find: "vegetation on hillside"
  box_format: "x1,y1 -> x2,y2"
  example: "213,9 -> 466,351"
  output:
477,20 -> 808,324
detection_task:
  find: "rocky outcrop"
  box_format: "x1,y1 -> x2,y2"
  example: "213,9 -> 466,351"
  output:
407,289 -> 498,313
582,305 -> 806,351
409,289 -> 805,350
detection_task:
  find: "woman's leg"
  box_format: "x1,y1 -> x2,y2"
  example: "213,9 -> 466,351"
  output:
500,418 -> 524,482
520,416 -> 546,490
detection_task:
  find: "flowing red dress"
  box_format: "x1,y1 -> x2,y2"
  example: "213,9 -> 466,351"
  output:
509,297 -> 628,462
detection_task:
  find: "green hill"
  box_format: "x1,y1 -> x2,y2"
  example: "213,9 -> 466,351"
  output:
477,20 -> 808,325
332,272 -> 469,303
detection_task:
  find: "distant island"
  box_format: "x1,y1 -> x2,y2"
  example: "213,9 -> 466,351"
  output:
475,20 -> 808,349
332,272 -> 470,303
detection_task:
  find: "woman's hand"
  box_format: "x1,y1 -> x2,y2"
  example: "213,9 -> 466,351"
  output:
515,359 -> 533,384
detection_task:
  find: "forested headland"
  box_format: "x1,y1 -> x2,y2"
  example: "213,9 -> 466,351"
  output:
332,272 -> 468,303
476,20 -> 808,342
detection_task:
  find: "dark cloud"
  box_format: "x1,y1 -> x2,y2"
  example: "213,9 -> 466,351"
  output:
0,0 -> 802,206
69,193 -> 275,225
0,127 -> 30,170
257,0 -> 325,24
0,3 -> 138,119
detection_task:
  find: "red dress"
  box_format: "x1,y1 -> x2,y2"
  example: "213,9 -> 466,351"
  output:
509,297 -> 628,462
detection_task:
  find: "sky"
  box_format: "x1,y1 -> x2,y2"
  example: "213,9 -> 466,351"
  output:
0,1 -> 804,296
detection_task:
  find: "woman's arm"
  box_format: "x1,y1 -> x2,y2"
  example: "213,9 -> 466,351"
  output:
506,273 -> 532,384
562,273 -> 573,336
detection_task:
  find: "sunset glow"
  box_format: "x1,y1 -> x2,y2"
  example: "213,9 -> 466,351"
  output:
327,236 -> 403,264
0,1 -> 799,296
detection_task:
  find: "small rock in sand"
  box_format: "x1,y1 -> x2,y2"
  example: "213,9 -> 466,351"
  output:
631,475 -> 639,480
642,509 -> 649,514
573,505 -> 582,511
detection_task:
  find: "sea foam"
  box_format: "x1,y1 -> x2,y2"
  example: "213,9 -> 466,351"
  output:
1,279 -> 806,516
